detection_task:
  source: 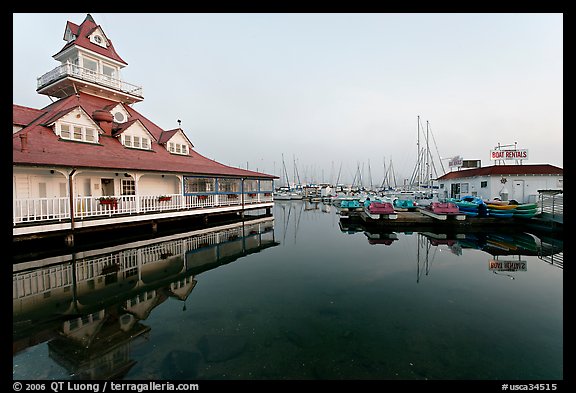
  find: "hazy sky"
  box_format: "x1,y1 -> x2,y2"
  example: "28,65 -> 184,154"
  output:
13,13 -> 563,186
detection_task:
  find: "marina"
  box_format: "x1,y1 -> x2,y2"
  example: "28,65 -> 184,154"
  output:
13,201 -> 563,380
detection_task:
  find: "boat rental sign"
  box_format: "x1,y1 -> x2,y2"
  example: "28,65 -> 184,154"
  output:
490,149 -> 529,161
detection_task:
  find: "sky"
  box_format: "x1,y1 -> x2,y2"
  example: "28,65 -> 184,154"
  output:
13,13 -> 563,186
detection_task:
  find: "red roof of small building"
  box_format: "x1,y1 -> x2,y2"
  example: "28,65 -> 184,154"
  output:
13,93 -> 276,179
437,164 -> 563,180
55,14 -> 128,66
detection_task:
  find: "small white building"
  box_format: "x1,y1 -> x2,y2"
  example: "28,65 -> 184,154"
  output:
436,164 -> 563,203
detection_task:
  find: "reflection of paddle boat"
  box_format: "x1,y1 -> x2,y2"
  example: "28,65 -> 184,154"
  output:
364,231 -> 399,245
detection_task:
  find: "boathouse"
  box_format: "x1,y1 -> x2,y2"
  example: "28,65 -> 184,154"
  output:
13,14 -> 277,247
436,164 -> 563,203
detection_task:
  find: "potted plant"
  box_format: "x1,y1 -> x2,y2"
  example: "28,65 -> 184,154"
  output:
98,196 -> 118,208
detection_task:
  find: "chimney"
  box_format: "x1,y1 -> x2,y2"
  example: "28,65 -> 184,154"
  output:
19,133 -> 28,152
93,110 -> 114,135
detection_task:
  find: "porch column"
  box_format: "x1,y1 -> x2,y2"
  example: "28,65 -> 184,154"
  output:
134,173 -> 141,213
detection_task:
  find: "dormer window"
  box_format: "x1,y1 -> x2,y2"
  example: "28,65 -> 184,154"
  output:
90,33 -> 106,48
110,103 -> 129,123
121,134 -> 151,150
168,142 -> 188,156
114,112 -> 125,122
58,122 -> 98,144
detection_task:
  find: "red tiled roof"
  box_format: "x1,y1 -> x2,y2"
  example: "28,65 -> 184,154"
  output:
55,14 -> 127,66
13,92 -> 277,179
13,105 -> 46,126
157,129 -> 179,144
437,164 -> 563,180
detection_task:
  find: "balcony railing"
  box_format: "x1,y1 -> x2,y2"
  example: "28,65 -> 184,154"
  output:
13,192 -> 274,226
37,63 -> 143,98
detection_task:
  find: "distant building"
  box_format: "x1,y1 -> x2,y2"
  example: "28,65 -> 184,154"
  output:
13,14 -> 277,245
436,164 -> 563,203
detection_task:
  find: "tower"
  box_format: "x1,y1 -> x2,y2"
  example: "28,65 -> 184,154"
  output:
36,14 -> 143,104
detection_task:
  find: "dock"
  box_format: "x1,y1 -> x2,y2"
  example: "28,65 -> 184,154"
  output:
341,210 -> 546,228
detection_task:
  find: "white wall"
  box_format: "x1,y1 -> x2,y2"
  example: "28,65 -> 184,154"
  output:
440,174 -> 563,203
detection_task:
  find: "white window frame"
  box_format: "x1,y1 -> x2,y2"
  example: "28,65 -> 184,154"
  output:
168,141 -> 189,156
122,133 -> 151,151
58,122 -> 99,144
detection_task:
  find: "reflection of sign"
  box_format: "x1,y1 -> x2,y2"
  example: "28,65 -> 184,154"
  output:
449,156 -> 463,167
489,260 -> 527,271
490,149 -> 529,161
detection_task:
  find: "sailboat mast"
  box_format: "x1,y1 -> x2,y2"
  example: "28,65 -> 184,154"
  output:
426,120 -> 431,191
417,116 -> 421,192
282,153 -> 290,190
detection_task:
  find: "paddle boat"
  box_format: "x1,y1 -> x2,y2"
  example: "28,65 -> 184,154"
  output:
393,198 -> 418,211
362,200 -> 398,220
419,202 -> 466,221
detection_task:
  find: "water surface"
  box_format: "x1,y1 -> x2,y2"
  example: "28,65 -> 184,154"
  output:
13,201 -> 563,380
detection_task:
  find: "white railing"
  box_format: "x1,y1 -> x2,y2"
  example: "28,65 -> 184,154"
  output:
13,197 -> 70,223
540,193 -> 563,217
37,63 -> 143,98
13,193 -> 274,226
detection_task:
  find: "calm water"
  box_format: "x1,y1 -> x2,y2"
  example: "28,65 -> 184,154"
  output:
13,200 -> 563,380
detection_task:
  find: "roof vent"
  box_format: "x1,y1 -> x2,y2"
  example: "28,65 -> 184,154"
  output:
93,110 -> 114,135
19,133 -> 28,152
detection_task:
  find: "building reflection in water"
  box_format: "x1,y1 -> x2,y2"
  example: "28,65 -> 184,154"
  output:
13,217 -> 277,380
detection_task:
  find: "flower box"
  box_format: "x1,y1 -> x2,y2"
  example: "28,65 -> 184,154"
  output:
247,193 -> 257,198
158,196 -> 172,202
264,193 -> 272,197
228,194 -> 239,199
98,197 -> 118,208
197,195 -> 209,201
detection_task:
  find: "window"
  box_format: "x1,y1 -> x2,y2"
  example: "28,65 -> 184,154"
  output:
260,180 -> 273,192
83,57 -> 98,73
122,179 -> 135,195
60,124 -> 71,139
94,35 -> 102,44
480,181 -> 488,188
85,128 -> 95,142
102,65 -> 117,84
114,112 -> 125,122
184,177 -> 215,194
58,123 -> 98,144
122,134 -> 150,150
73,126 -> 82,140
218,178 -> 241,193
168,141 -> 189,156
244,180 -> 258,192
